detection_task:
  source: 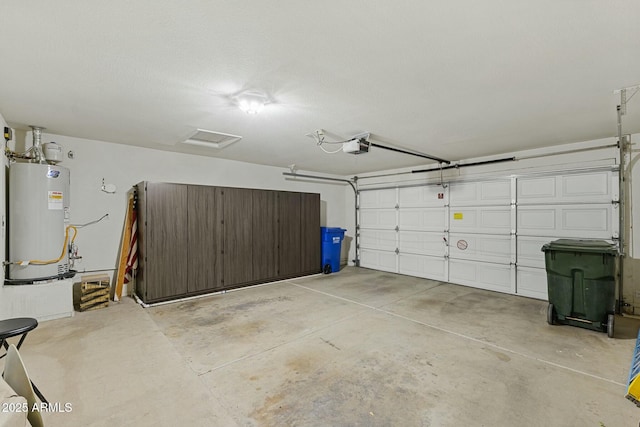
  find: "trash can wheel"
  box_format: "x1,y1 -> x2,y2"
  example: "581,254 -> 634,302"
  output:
323,264 -> 332,274
606,313 -> 615,338
547,303 -> 556,325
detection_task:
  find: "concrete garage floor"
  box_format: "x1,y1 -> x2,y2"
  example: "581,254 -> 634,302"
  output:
7,267 -> 640,426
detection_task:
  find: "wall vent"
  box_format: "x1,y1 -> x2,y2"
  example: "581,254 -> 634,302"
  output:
182,129 -> 242,149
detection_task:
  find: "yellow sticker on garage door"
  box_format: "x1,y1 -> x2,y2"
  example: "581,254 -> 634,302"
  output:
453,212 -> 463,220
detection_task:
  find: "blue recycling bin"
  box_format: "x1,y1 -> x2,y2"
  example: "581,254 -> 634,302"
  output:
321,227 -> 346,274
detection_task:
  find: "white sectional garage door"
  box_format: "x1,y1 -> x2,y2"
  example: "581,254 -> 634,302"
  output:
358,168 -> 618,300
448,180 -> 515,295
359,188 -> 398,273
515,170 -> 618,299
397,185 -> 448,281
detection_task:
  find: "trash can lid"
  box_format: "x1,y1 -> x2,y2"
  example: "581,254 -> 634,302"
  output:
541,239 -> 618,254
321,227 -> 347,233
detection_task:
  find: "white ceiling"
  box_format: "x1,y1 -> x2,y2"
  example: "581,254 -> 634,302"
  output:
1,1 -> 639,175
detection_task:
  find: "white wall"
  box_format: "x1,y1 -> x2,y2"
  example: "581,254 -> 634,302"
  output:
345,135 -> 640,313
6,131 -> 347,287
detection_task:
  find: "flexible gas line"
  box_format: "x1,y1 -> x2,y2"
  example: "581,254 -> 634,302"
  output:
5,225 -> 78,266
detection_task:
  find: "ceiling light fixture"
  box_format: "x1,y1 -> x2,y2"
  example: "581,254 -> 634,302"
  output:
235,91 -> 269,115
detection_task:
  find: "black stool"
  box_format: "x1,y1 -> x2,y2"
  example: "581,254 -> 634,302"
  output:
0,318 -> 38,357
0,317 -> 48,403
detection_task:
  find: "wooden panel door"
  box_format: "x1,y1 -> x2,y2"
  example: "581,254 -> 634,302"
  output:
144,182 -> 188,302
278,191 -> 301,277
187,185 -> 223,293
134,182 -> 148,299
252,190 -> 278,281
223,187 -> 254,286
300,193 -> 321,274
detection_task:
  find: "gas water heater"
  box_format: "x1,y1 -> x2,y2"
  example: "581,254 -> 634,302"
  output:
8,162 -> 71,281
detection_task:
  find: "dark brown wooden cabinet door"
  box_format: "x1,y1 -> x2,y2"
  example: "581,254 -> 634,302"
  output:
223,187 -> 254,286
135,182 -> 148,299
188,185 -> 223,292
252,190 -> 278,281
144,182 -> 188,301
278,191 -> 302,277
300,193 -> 321,274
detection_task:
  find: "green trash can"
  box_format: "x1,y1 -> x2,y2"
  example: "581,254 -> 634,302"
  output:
541,239 -> 618,337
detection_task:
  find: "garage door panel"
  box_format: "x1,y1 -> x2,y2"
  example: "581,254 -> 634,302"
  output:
359,189 -> 397,208
449,233 -> 512,263
449,180 -> 511,206
562,173 -> 610,199
518,207 -> 555,231
563,208 -> 608,233
518,177 -> 556,201
356,168 -> 617,303
517,236 -> 550,268
449,207 -> 512,234
399,208 -> 446,231
517,171 -> 615,205
517,205 -> 614,238
449,259 -> 513,293
399,253 -> 447,282
398,231 -> 445,256
516,267 -> 548,300
360,249 -> 397,273
360,230 -> 396,251
360,209 -> 396,229
399,186 -> 446,208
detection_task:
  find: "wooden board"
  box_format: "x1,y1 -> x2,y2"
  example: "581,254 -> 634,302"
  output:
80,301 -> 109,312
81,273 -> 110,284
74,277 -> 110,311
79,289 -> 109,302
79,294 -> 109,310
114,192 -> 135,301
